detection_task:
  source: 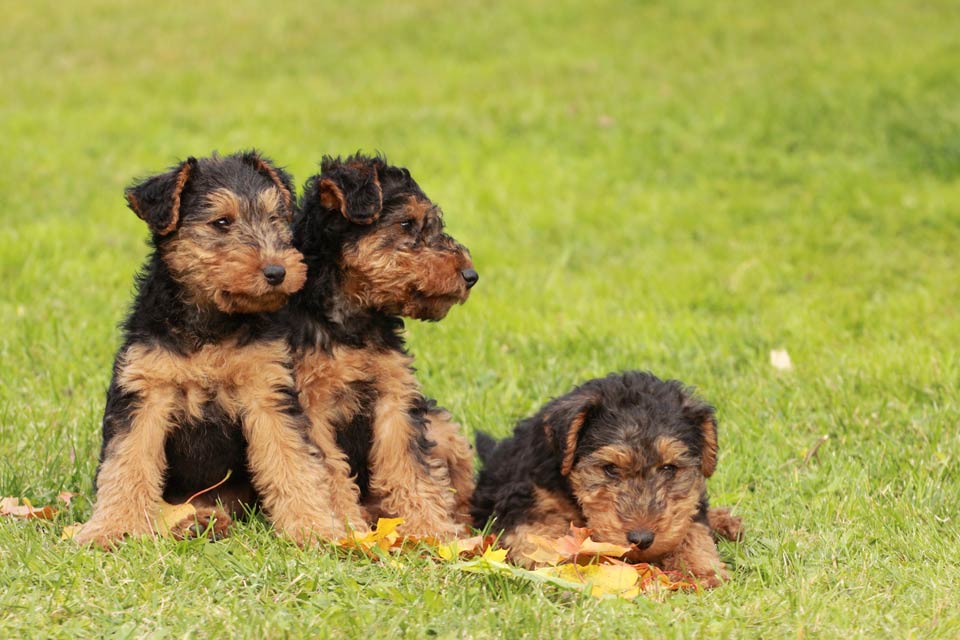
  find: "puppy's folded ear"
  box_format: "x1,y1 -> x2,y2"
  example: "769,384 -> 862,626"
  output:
239,150 -> 296,221
682,394 -> 718,477
125,158 -> 197,236
316,157 -> 383,224
542,390 -> 602,476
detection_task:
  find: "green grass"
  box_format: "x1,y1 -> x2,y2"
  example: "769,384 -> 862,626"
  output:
2,0 -> 959,637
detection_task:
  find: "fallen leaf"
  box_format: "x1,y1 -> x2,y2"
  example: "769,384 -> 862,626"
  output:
436,534 -> 493,561
770,348 -> 793,371
522,524 -> 631,565
480,546 -> 508,564
340,517 -> 405,555
522,534 -> 566,565
535,562 -> 640,599
57,491 -> 77,506
1,496 -> 57,520
156,500 -> 197,534
153,470 -> 232,537
61,524 -> 82,540
511,524 -> 699,599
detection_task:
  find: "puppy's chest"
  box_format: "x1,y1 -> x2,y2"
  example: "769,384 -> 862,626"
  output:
117,340 -> 293,420
294,344 -> 415,426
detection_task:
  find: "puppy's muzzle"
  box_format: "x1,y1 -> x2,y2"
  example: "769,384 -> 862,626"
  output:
628,529 -> 655,550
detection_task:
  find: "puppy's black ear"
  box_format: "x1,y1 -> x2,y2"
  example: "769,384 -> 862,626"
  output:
682,393 -> 718,477
239,150 -> 296,221
125,158 -> 197,235
542,389 -> 602,477
316,156 -> 383,225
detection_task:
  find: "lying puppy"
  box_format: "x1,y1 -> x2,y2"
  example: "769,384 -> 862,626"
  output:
471,371 -> 740,586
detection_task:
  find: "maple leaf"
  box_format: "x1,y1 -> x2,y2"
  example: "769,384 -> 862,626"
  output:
340,517 -> 405,555
436,534 -> 494,561
480,546 -> 508,564
507,523 -> 701,599
1,496 -> 57,520
522,523 -> 631,565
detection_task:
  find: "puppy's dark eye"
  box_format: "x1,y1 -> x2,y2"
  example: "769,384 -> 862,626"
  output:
211,217 -> 232,231
603,464 -> 619,479
658,464 -> 677,478
399,219 -> 416,232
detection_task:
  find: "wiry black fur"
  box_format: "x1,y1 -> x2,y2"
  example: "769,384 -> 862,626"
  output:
470,371 -> 716,533
97,151 -> 301,505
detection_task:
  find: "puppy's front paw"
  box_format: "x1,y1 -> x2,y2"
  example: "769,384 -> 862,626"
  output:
168,506 -> 232,541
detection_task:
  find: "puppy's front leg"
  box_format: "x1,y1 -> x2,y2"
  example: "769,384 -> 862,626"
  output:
76,382 -> 177,547
367,393 -> 458,539
296,350 -> 370,534
242,403 -> 342,543
660,521 -> 729,588
240,363 -> 343,543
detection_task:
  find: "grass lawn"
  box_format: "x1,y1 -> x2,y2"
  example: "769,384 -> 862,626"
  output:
2,0 -> 959,637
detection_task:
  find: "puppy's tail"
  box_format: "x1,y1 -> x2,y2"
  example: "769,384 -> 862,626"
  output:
474,431 -> 498,467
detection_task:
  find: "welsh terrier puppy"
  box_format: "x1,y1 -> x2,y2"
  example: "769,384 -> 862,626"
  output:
76,151 -> 342,546
286,153 -> 477,538
471,371 -> 741,587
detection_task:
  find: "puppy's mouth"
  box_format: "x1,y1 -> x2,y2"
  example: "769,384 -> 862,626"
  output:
217,290 -> 290,314
403,290 -> 469,320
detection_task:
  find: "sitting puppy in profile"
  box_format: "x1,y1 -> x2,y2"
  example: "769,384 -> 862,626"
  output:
286,153 -> 477,538
471,371 -> 740,587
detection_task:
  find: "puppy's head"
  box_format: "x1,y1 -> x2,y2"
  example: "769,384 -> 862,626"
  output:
543,371 -> 718,560
126,151 -> 306,314
297,153 -> 476,321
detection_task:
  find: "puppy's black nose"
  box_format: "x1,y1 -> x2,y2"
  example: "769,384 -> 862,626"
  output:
627,529 -> 655,550
461,268 -> 479,289
262,264 -> 286,286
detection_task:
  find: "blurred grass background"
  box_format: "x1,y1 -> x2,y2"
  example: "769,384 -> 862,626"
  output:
1,0 -> 959,637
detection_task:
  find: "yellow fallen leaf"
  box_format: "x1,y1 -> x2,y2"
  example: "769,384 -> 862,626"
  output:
156,500 -> 197,534
437,534 -> 490,561
340,517 -> 405,553
480,546 -> 508,564
61,524 -> 83,540
535,562 -> 640,599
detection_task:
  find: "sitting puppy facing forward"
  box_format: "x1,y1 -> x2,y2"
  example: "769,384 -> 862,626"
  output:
76,152 -> 341,546
286,154 -> 477,538
471,371 -> 737,586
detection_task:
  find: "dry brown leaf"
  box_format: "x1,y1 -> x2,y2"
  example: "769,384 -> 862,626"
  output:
519,523 -> 699,598
1,496 -> 57,520
57,491 -> 78,506
523,523 -> 631,565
